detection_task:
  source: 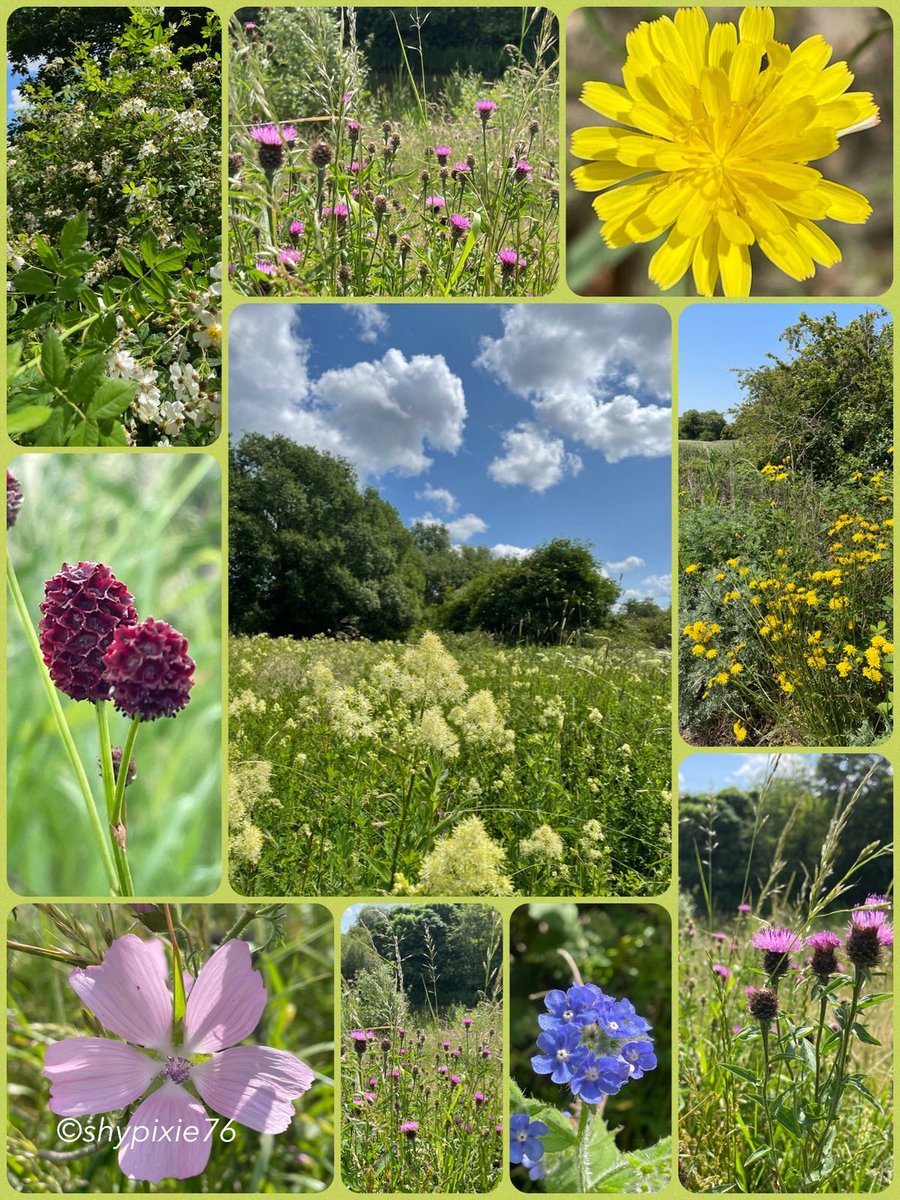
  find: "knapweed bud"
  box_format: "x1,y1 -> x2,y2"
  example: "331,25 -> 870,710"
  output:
228,152 -> 244,178
7,470 -> 22,529
102,617 -> 195,721
807,930 -> 841,978
310,140 -> 333,168
747,987 -> 779,1022
39,562 -> 138,702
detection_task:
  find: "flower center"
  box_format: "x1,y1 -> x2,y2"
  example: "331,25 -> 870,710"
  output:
161,1055 -> 192,1085
584,1067 -> 599,1082
555,1048 -> 569,1063
562,1008 -> 574,1021
515,1130 -> 528,1144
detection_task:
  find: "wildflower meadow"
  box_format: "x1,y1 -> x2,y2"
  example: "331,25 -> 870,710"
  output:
7,903 -> 335,1193
679,308 -> 893,746
7,456 -> 221,898
510,903 -> 672,1192
6,8 -> 221,446
228,7 -> 558,296
566,6 -> 891,296
679,754 -> 893,1192
341,903 -> 502,1192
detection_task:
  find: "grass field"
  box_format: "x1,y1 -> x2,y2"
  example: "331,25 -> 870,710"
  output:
229,631 -> 670,897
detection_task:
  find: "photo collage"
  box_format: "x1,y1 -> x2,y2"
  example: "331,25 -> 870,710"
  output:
2,2 -> 895,1196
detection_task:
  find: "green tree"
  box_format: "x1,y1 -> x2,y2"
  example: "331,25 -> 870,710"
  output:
732,309 -> 892,480
229,434 -> 423,639
412,521 -> 494,607
616,598 -> 672,649
679,408 -> 731,440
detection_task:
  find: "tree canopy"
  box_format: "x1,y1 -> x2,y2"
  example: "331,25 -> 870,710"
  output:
679,408 -> 733,441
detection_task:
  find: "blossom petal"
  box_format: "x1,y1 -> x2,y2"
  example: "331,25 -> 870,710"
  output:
192,1045 -> 315,1133
68,935 -> 173,1050
118,1082 -> 211,1182
183,941 -> 266,1053
718,231 -> 752,297
44,1037 -> 158,1116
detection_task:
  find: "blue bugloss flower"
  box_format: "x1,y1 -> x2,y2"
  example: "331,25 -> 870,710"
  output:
621,1040 -> 657,1079
597,997 -> 652,1040
538,984 -> 599,1031
510,1113 -> 548,1165
570,1052 -> 632,1104
531,1023 -> 588,1084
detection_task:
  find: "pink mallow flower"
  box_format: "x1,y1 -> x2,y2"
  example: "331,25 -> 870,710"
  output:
43,935 -> 314,1183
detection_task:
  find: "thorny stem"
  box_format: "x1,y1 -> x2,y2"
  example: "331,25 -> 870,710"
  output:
96,703 -> 134,897
7,550 -> 117,891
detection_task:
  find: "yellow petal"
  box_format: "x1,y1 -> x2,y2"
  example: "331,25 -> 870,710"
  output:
789,34 -> 833,74
708,21 -> 737,71
627,99 -> 680,140
718,210 -> 754,245
757,229 -> 815,280
817,179 -> 872,222
651,61 -> 697,122
649,226 -> 696,289
700,66 -> 731,119
676,187 -> 715,237
718,229 -> 752,296
571,160 -> 646,191
646,177 -> 696,226
674,8 -> 711,82
793,218 -> 842,267
570,125 -> 633,159
728,40 -> 764,107
691,223 -> 720,296
739,6 -> 775,46
581,81 -> 633,123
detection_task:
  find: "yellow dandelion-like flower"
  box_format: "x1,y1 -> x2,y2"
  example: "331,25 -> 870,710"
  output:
733,719 -> 748,743
570,7 -> 878,296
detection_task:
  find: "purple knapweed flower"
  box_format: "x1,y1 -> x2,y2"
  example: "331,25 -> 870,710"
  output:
289,219 -> 305,239
39,562 -> 138,703
846,896 -> 893,968
255,260 -> 277,276
714,931 -> 726,943
712,963 -> 732,980
7,470 -> 22,529
531,1023 -> 587,1084
738,903 -> 752,913
513,158 -> 532,181
570,1052 -> 631,1104
807,930 -> 841,977
510,1113 -> 547,1165
425,195 -> 446,212
473,1090 -> 485,1104
103,617 -> 195,721
475,99 -> 498,121
448,1074 -> 461,1086
497,248 -> 526,274
434,145 -> 451,165
249,124 -> 297,172
449,214 -> 471,240
43,936 -> 313,1182
752,927 -> 801,980
463,1015 -> 473,1028
400,1120 -> 419,1138
278,247 -> 303,266
347,119 -> 360,141
453,161 -> 471,175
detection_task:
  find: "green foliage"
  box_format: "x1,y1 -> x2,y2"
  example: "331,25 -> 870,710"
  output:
229,435 -> 423,640
441,539 -> 620,643
613,598 -> 672,649
679,407 -> 733,440
7,7 -> 221,447
7,904 -> 334,1193
732,310 -> 892,482
7,456 -> 221,897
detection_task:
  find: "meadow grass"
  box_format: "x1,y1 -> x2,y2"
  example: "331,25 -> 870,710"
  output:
7,456 -> 222,897
228,9 -> 559,297
229,631 -> 671,897
679,441 -> 893,746
7,904 -> 334,1193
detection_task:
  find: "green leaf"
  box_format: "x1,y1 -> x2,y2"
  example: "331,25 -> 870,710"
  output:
89,378 -> 136,420
744,1146 -> 773,1167
153,248 -> 187,273
15,301 -> 56,332
61,249 -> 96,274
7,405 -> 54,434
59,210 -> 89,257
721,1062 -> 758,1085
99,423 -> 129,446
66,354 -> 108,407
843,1074 -> 884,1114
120,247 -> 144,278
14,267 -> 55,296
57,279 -> 88,302
40,329 -> 67,388
7,341 -> 23,377
851,1021 -> 880,1045
140,231 -> 159,267
33,234 -> 61,270
34,408 -> 67,445
68,417 -> 99,446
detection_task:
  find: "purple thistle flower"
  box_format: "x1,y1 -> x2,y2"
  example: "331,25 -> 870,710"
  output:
752,927 -> 801,980
513,158 -> 532,181
43,936 -> 313,1182
400,1120 -> 419,1138
473,1090 -> 485,1104
846,898 -> 893,968
497,248 -> 526,274
475,99 -> 498,121
712,963 -> 732,980
39,562 -> 138,703
278,247 -> 303,266
807,930 -> 841,977
453,161 -> 471,175
510,1113 -> 547,1164
250,123 -> 298,145
738,903 -> 752,913
289,219 -> 305,238
255,260 -> 277,276
434,145 -> 451,165
7,470 -> 22,529
425,195 -> 446,212
347,119 -> 360,141
448,1074 -> 461,1086
103,617 -> 195,721
449,214 -> 471,240
350,1030 -> 373,1055
463,1016 -> 473,1028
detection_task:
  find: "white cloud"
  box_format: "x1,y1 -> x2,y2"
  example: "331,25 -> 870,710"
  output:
342,304 -> 389,343
230,308 -> 467,479
418,511 -> 487,542
24,56 -> 46,73
621,573 -> 672,603
488,422 -> 583,493
9,87 -> 30,114
605,555 -> 645,573
477,305 -> 672,468
416,484 -> 458,514
491,544 -> 532,560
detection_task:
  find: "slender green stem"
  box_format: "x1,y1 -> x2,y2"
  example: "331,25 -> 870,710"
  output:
813,990 -> 828,1104
760,1026 -> 785,1192
96,703 -> 134,897
818,970 -> 865,1149
575,1100 -> 592,1193
112,717 -> 141,828
7,550 -> 117,891
388,765 -> 419,890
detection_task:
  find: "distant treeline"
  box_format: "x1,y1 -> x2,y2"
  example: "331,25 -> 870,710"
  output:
678,409 -> 735,441
229,434 -> 670,647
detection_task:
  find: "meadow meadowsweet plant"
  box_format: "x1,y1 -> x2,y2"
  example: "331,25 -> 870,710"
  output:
570,7 -> 879,295
43,934 -> 314,1182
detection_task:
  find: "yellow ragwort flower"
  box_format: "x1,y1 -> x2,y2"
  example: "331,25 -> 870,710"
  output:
570,7 -> 878,296
733,719 -> 748,743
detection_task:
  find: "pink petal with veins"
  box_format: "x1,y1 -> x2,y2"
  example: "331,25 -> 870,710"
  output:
182,941 -> 266,1053
44,1037 -> 158,1116
118,1081 -> 211,1182
68,935 -> 173,1050
192,1045 -> 315,1133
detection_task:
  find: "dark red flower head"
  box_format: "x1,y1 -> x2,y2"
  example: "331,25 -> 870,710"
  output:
103,617 -> 195,720
39,562 -> 138,702
7,471 -> 22,529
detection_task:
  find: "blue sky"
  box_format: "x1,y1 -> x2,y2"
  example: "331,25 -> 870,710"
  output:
679,304 -> 884,416
679,753 -> 821,795
230,304 -> 673,603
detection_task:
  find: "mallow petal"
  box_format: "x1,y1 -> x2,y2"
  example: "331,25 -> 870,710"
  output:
44,1037 -> 158,1115
118,1081 -> 211,1182
183,941 -> 266,1053
192,1045 -> 315,1133
68,935 -> 173,1050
